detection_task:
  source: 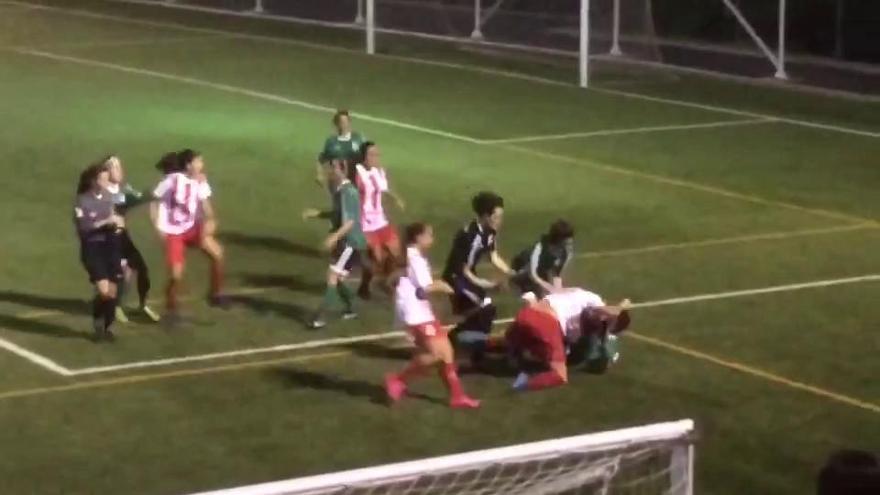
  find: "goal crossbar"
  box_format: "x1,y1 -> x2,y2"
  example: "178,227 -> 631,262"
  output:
191,419 -> 694,495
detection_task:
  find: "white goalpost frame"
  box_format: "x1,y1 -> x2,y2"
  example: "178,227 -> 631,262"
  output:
579,0 -> 591,88
610,0 -> 622,56
365,0 -> 375,55
190,419 -> 695,495
355,0 -> 365,25
471,0 -> 484,40
721,0 -> 788,79
251,0 -> 263,15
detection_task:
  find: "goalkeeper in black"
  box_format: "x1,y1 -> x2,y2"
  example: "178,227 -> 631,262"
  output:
510,220 -> 574,300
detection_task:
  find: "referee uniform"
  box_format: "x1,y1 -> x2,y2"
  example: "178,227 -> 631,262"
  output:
107,183 -> 152,309
74,190 -> 122,284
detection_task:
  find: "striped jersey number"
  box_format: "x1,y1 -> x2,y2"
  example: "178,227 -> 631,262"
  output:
168,179 -> 193,226
368,174 -> 382,210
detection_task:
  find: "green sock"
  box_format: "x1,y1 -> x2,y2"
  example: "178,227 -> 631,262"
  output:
317,285 -> 341,315
337,283 -> 354,312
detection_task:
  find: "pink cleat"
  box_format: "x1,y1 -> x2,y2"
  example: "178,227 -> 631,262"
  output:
449,395 -> 481,409
385,374 -> 407,404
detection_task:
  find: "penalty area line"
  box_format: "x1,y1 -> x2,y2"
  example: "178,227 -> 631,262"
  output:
0,350 -> 348,402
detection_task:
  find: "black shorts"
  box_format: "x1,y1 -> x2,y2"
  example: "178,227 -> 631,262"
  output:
80,239 -> 122,283
329,242 -> 361,276
446,275 -> 488,315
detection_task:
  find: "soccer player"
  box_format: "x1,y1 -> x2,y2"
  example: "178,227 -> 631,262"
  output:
442,191 -> 515,364
505,288 -> 631,392
385,222 -> 480,409
150,149 -> 227,325
302,158 -> 366,329
316,110 -> 366,191
74,162 -> 125,341
510,220 -> 575,300
353,141 -> 405,299
104,155 -> 160,323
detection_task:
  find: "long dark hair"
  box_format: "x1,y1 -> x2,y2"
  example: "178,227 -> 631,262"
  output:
155,152 -> 181,175
76,163 -> 105,195
177,148 -> 201,170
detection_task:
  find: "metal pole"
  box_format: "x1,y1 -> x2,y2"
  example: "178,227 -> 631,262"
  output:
471,0 -> 484,40
834,0 -> 845,58
252,0 -> 264,14
775,0 -> 787,79
610,0 -> 622,55
579,0 -> 590,88
355,0 -> 365,25
366,0 -> 375,55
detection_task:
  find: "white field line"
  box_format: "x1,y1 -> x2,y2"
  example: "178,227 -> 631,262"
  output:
576,223 -> 877,260
12,33 -> 231,50
2,0 -> 878,139
10,48 -> 483,144
10,46 -> 877,227
485,118 -> 773,144
0,334 -> 73,376
65,273 -> 880,376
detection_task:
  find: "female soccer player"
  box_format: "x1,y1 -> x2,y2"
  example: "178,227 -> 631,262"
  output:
316,109 -> 366,191
510,220 -> 575,300
302,158 -> 365,329
505,288 -> 631,391
74,162 -> 125,341
150,149 -> 227,325
352,141 -> 405,299
386,222 -> 480,409
104,155 -> 160,323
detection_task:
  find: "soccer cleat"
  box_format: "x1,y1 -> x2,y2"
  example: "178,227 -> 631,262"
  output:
208,294 -> 231,310
449,395 -> 481,409
92,318 -> 107,342
141,305 -> 161,323
384,374 -> 406,403
342,311 -> 358,321
512,372 -> 530,391
308,319 -> 327,330
114,306 -> 130,324
357,285 -> 371,300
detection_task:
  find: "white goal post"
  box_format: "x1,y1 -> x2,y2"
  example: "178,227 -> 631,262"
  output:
190,419 -> 695,495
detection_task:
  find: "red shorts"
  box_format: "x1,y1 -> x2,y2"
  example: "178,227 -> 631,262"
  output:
365,225 -> 400,262
506,306 -> 566,364
407,320 -> 448,347
164,224 -> 202,266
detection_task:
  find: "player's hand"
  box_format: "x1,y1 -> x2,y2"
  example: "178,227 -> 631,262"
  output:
619,298 -> 632,310
395,197 -> 406,211
322,235 -> 337,252
302,208 -> 321,220
110,214 -> 125,229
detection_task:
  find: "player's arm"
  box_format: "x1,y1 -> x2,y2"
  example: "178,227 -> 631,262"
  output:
76,206 -> 122,232
387,189 -> 406,211
527,243 -> 557,295
315,140 -> 331,187
595,299 -> 632,318
490,249 -> 515,277
462,265 -> 497,290
200,198 -> 216,222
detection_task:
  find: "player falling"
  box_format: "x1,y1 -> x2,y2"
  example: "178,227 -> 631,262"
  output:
302,158 -> 366,329
386,222 -> 480,409
150,149 -> 228,326
442,191 -> 515,366
505,288 -> 631,392
510,220 -> 575,300
352,141 -> 406,299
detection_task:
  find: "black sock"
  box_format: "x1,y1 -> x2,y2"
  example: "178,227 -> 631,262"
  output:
103,297 -> 117,329
137,269 -> 151,308
92,296 -> 104,331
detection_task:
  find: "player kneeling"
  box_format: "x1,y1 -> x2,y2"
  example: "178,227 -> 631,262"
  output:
385,222 -> 480,409
506,288 -> 631,392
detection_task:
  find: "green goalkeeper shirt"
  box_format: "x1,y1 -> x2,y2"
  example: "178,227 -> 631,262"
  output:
318,132 -> 366,164
331,180 -> 367,249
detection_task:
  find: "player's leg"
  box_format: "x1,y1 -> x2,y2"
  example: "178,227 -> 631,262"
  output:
311,245 -> 357,328
124,236 -> 159,321
357,232 -> 381,299
510,308 -> 568,391
427,332 -> 480,408
379,226 -> 403,293
199,230 -> 227,308
163,234 -> 186,325
449,280 -> 497,367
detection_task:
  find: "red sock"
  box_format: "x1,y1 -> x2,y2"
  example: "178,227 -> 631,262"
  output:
397,360 -> 429,383
210,259 -> 224,296
439,363 -> 466,399
165,280 -> 178,311
527,371 -> 565,391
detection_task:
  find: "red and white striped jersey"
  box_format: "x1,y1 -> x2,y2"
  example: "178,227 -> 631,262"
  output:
153,172 -> 211,235
354,163 -> 390,233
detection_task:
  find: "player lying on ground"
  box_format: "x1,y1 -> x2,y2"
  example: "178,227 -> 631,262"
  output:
442,191 -> 515,366
505,288 -> 631,391
73,162 -> 125,342
150,149 -> 228,327
352,141 -> 406,299
510,219 -> 575,300
302,158 -> 368,329
104,155 -> 160,323
315,109 -> 366,191
385,222 -> 480,409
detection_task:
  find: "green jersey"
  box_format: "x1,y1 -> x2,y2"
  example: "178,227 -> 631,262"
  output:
319,132 -> 366,163
331,180 -> 366,249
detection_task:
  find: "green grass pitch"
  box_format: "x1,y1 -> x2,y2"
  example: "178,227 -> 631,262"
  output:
0,1 -> 878,493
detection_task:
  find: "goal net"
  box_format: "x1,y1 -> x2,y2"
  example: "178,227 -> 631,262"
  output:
190,419 -> 695,495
